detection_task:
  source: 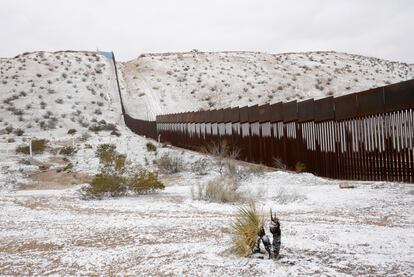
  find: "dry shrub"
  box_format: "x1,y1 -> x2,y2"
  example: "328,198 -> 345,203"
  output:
273,157 -> 287,170
60,146 -> 77,156
156,153 -> 183,174
246,164 -> 265,176
80,131 -> 91,142
191,158 -> 209,175
230,201 -> 264,256
16,139 -> 48,155
273,187 -> 306,204
191,176 -> 241,203
202,140 -> 240,175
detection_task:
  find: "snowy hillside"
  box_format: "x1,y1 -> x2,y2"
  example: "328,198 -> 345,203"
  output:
0,51 -> 149,190
0,51 -> 123,137
121,51 -> 414,120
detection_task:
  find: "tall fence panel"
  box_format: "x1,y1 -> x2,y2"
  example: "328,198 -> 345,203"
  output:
124,113 -> 157,140
153,79 -> 414,183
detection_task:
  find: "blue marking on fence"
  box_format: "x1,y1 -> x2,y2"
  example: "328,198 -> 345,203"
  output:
98,51 -> 113,59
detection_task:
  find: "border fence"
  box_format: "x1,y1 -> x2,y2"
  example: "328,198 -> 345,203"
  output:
110,54 -> 414,183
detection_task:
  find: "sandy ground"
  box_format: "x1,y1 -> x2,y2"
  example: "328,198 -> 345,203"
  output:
1,170 -> 413,276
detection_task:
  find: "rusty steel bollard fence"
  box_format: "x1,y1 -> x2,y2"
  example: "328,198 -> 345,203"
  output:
114,50 -> 414,184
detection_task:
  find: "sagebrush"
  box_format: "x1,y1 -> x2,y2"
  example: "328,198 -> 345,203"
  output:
128,171 -> 164,194
81,144 -> 164,199
156,153 -> 183,174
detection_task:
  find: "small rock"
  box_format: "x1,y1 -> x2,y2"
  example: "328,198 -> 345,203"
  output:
339,183 -> 355,189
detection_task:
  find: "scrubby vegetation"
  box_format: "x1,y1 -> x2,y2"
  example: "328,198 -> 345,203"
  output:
191,158 -> 210,175
95,143 -> 126,170
80,143 -> 164,199
88,121 -> 118,133
191,176 -> 241,203
146,142 -> 157,152
295,162 -> 307,173
128,171 -> 164,194
15,139 -> 48,155
273,187 -> 307,204
14,128 -> 24,136
156,153 -> 183,174
67,128 -> 77,135
82,173 -> 127,198
202,140 -> 240,176
60,146 -> 77,156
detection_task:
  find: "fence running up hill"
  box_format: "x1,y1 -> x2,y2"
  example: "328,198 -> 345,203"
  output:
112,53 -> 414,183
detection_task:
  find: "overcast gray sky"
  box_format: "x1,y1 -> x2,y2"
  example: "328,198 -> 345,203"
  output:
1,0 -> 413,62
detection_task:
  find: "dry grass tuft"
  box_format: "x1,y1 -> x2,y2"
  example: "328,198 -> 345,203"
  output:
339,183 -> 356,189
192,176 -> 241,203
273,187 -> 307,204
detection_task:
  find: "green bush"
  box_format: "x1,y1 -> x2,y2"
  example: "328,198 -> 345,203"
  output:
82,173 -> 127,198
14,128 -> 24,136
16,139 -> 47,155
95,143 -> 125,171
146,142 -> 157,152
81,144 -> 165,199
82,169 -> 164,199
15,146 -> 30,155
295,162 -> 307,173
60,146 -> 77,156
67,128 -> 77,135
128,171 -> 164,194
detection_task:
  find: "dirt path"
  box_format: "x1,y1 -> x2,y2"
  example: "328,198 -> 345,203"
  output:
26,169 -> 92,190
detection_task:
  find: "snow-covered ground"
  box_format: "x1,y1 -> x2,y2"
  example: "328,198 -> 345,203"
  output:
121,51 -> 414,119
1,50 -> 414,276
1,171 -> 413,276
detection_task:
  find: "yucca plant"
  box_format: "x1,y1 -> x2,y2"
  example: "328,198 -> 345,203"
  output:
230,201 -> 264,256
